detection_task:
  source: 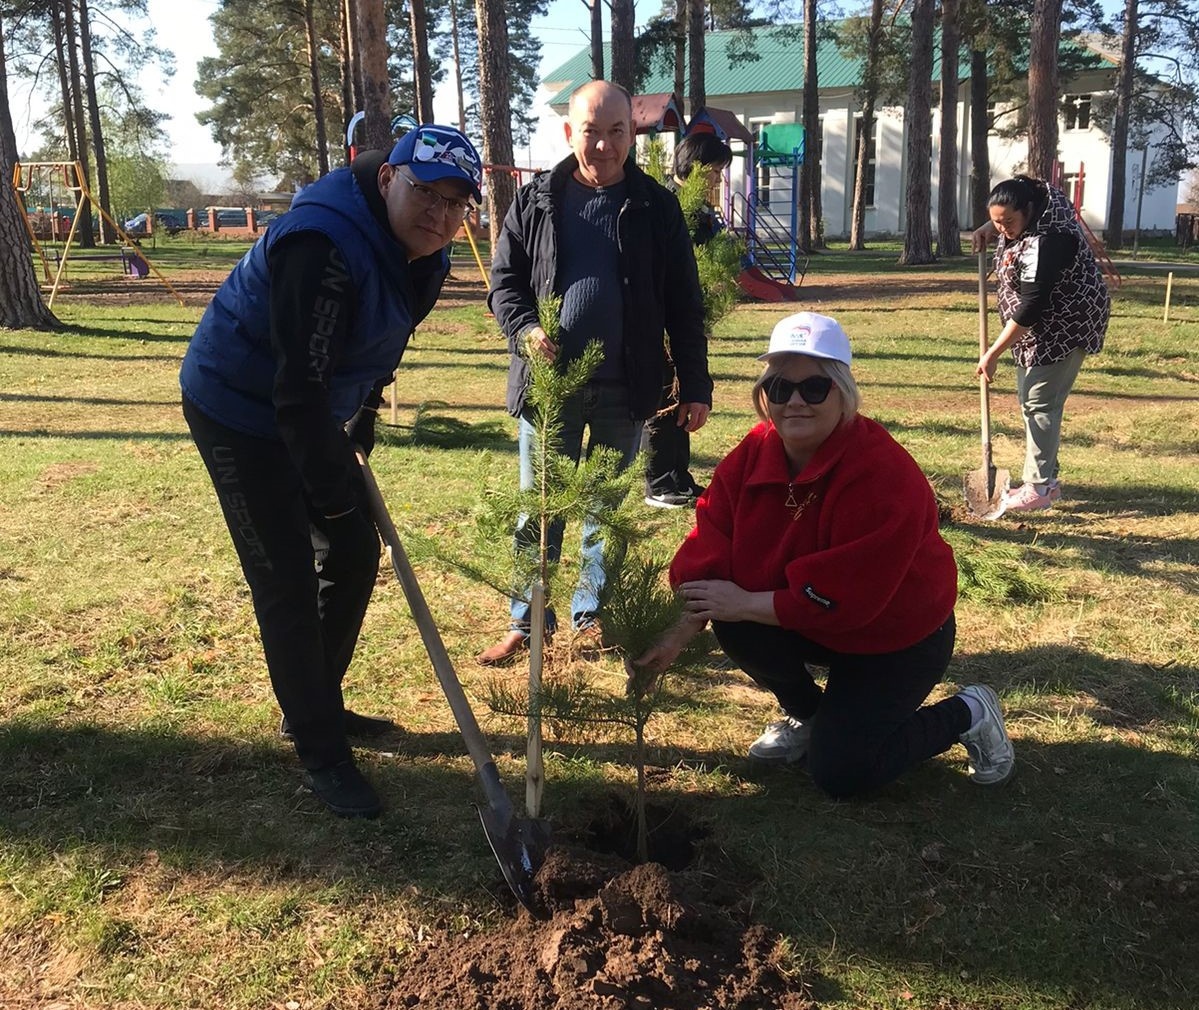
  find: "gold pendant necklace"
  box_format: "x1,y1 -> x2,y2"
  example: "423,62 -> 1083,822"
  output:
785,483 -> 816,521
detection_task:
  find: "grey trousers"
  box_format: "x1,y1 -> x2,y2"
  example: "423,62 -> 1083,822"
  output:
1015,346 -> 1086,485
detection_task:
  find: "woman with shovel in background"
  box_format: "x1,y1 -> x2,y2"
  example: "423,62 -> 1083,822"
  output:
971,175 -> 1110,513
636,312 -> 1016,796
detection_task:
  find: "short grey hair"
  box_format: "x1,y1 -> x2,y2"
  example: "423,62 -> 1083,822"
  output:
752,356 -> 861,424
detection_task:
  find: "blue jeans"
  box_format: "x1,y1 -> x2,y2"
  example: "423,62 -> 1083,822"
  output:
510,380 -> 641,634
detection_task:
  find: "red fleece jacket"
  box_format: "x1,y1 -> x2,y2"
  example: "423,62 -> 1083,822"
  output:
669,415 -> 957,654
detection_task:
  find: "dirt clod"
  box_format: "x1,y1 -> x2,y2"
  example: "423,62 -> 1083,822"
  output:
377,847 -> 813,1010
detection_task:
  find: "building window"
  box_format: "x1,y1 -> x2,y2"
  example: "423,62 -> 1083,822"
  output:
986,101 -> 997,133
851,116 -> 877,208
1064,94 -> 1092,131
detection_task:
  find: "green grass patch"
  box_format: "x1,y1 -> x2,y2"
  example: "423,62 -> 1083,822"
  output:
1,271 -> 1196,1009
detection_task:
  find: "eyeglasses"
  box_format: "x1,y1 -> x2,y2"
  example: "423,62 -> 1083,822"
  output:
395,172 -> 472,221
764,374 -> 835,405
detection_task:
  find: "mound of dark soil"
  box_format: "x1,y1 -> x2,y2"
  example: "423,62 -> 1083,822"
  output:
377,848 -> 813,1010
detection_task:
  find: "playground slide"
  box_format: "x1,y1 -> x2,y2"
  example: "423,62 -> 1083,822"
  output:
737,266 -> 801,302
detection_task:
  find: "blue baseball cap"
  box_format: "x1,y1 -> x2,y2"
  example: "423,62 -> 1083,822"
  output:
388,125 -> 483,202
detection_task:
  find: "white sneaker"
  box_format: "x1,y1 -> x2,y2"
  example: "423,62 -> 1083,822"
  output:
958,685 -> 1015,785
747,715 -> 810,763
1004,482 -> 1054,512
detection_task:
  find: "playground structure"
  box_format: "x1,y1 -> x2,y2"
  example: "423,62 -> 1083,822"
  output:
1051,161 -> 1121,289
11,161 -> 184,307
637,95 -> 807,303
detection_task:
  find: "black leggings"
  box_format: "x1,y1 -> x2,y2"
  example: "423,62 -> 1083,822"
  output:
183,397 -> 379,769
712,616 -> 970,798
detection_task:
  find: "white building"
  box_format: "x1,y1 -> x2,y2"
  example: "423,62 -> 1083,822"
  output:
542,27 -> 1181,240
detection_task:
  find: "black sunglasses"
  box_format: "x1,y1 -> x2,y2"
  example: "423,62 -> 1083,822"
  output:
764,374 -> 835,405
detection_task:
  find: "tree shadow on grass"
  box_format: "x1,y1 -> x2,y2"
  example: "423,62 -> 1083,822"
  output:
0,687 -> 1195,1007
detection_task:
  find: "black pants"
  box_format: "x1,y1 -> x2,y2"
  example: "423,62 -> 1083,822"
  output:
642,371 -> 696,496
183,397 -> 379,769
712,616 -> 969,798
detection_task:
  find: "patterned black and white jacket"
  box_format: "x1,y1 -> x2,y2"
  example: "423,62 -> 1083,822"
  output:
994,181 -> 1110,368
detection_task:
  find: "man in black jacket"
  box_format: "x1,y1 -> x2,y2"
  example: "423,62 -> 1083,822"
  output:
478,80 -> 712,665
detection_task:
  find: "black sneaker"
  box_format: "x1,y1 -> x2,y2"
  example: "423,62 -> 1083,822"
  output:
280,710 -> 397,741
645,490 -> 695,509
303,759 -> 382,818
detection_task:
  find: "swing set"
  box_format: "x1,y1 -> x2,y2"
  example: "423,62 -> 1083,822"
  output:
10,160 -> 184,307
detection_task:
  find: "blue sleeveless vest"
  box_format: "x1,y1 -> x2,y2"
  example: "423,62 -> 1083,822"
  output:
180,167 -> 446,436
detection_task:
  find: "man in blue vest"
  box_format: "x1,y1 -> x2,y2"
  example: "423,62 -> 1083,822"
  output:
180,125 -> 482,818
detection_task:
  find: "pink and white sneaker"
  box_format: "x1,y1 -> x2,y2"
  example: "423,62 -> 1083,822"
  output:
1005,481 -> 1057,512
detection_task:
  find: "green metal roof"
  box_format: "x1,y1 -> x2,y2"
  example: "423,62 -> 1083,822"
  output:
543,25 -> 1115,107
544,27 -> 862,106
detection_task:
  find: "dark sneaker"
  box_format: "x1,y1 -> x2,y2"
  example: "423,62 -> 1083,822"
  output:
280,710 -> 397,741
958,685 -> 1015,785
303,759 -> 382,818
645,491 -> 696,509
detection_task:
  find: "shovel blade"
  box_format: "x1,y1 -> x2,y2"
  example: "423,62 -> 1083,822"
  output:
475,802 -> 553,916
963,465 -> 1011,520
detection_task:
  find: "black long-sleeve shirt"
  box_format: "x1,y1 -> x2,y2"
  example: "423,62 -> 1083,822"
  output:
1005,230 -> 1078,329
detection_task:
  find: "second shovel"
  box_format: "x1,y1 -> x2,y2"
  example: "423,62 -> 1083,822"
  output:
963,250 -> 1010,520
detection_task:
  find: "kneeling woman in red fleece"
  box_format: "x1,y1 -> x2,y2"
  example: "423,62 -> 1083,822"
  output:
637,312 -> 1015,796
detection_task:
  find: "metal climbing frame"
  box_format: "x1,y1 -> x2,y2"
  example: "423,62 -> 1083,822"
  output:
10,161 -> 184,307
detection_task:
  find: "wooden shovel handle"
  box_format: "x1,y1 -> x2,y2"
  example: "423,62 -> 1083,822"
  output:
977,250 -> 993,458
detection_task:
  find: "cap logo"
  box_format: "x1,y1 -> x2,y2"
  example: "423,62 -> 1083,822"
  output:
412,129 -> 482,186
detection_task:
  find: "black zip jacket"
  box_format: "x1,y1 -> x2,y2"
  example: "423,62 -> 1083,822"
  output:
488,155 -> 711,420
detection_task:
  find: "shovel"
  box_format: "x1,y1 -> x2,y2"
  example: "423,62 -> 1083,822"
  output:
357,454 -> 551,914
963,250 -> 1010,520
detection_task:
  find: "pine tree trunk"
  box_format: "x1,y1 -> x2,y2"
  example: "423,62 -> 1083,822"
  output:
687,0 -> 704,111
610,0 -> 635,92
674,0 -> 686,113
588,0 -> 604,81
340,0 -> 360,157
62,0 -> 95,248
355,0 -> 393,150
969,48 -> 990,226
0,16 -> 19,167
1027,0 -> 1063,183
302,0 -> 331,176
50,2 -> 81,237
449,0 -> 468,132
849,0 -> 883,251
409,0 -> 435,122
1106,0 -> 1137,250
899,0 -> 935,265
802,0 -> 821,249
476,0 -> 515,248
79,0 -> 113,242
0,106 -> 58,329
936,0 -> 961,257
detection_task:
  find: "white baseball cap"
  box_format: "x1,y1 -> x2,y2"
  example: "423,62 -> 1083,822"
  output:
758,312 -> 852,366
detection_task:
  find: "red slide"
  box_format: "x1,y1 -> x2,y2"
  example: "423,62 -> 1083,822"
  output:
737,266 -> 801,302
